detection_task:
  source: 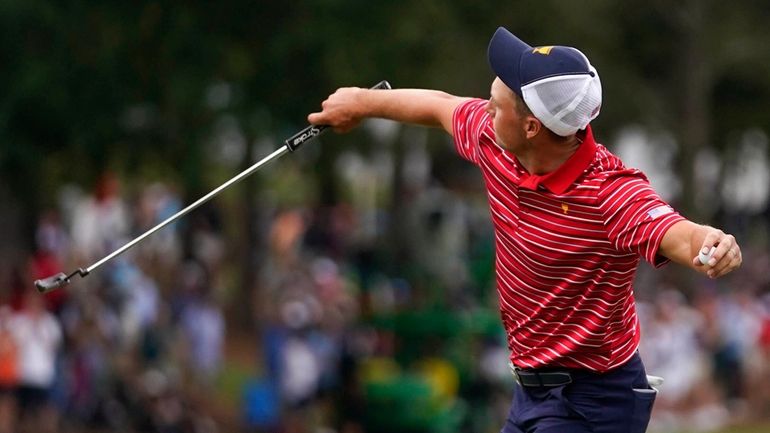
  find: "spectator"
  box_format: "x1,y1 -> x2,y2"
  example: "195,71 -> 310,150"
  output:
180,287 -> 225,386
70,172 -> 129,263
12,290 -> 63,433
29,210 -> 69,313
0,307 -> 18,433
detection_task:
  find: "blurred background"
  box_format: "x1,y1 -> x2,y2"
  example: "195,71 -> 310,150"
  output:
1,1 -> 770,432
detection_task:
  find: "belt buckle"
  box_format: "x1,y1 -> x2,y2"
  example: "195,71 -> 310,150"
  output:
509,362 -> 525,385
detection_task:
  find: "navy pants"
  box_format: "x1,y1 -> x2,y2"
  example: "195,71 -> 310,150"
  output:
502,353 -> 656,433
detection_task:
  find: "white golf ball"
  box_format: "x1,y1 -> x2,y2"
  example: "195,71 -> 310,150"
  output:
698,246 -> 717,265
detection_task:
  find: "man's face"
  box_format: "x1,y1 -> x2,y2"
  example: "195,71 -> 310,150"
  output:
485,78 -> 532,154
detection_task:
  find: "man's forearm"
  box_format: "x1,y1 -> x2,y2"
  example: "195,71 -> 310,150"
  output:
357,88 -> 468,132
660,221 -> 712,267
308,87 -> 469,135
659,220 -> 741,278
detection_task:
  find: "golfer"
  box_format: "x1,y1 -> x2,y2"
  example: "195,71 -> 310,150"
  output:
308,27 -> 742,433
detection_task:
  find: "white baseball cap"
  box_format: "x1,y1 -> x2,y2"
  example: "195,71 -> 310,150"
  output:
488,27 -> 602,137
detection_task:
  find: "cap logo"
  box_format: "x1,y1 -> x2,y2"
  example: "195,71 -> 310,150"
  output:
532,46 -> 554,55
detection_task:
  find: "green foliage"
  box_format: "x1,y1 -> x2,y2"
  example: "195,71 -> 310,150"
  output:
2,0 -> 769,230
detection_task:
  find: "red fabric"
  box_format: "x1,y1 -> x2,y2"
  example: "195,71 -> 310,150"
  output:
759,317 -> 770,350
453,99 -> 684,372
0,330 -> 17,386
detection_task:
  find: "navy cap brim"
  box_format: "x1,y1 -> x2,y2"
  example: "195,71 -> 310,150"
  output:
488,27 -> 532,97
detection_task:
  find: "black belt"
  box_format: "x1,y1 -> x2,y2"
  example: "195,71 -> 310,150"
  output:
511,366 -> 573,387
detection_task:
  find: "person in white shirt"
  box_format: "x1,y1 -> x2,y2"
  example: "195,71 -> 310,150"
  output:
12,291 -> 62,433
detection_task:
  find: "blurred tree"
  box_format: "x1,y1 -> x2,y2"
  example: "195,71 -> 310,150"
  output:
2,0 -> 769,291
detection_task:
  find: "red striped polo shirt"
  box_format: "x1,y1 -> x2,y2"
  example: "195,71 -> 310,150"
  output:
453,99 -> 684,372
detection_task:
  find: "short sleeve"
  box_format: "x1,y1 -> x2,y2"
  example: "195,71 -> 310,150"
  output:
600,170 -> 686,267
452,98 -> 491,165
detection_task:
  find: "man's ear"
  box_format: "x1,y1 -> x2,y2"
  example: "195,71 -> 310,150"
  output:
524,116 -> 542,139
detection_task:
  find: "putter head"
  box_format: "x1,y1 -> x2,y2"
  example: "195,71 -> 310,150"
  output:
34,272 -> 71,293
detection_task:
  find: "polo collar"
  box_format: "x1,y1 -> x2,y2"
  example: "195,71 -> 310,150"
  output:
518,126 -> 597,194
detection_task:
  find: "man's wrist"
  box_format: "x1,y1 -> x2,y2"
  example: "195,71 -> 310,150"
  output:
356,87 -> 379,119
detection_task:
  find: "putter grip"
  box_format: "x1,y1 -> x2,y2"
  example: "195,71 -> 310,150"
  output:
34,272 -> 70,293
285,80 -> 392,152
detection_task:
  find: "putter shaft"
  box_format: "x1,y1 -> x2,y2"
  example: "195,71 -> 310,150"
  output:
87,145 -> 289,275
34,80 -> 392,293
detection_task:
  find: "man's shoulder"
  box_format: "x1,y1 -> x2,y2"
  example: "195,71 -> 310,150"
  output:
454,98 -> 490,125
573,144 -> 652,202
585,144 -> 647,182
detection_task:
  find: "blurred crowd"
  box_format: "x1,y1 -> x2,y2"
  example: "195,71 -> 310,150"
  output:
638,267 -> 770,432
0,154 -> 769,433
1,173 -> 225,433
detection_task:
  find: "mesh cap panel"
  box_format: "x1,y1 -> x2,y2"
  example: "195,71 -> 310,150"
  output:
521,71 -> 602,137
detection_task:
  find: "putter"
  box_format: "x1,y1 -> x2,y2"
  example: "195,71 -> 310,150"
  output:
35,80 -> 392,293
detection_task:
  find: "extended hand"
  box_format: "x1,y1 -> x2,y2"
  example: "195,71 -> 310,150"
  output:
308,87 -> 368,133
692,228 -> 742,278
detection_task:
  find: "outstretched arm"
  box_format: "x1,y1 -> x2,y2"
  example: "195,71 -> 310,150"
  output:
658,220 -> 742,279
307,87 -> 469,135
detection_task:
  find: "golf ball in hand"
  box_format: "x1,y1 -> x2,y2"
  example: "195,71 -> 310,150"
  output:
698,246 -> 716,265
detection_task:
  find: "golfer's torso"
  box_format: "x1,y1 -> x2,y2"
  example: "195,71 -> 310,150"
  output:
478,147 -> 641,372
451,98 -> 684,372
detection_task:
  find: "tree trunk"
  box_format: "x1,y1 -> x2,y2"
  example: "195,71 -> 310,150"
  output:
677,0 -> 713,221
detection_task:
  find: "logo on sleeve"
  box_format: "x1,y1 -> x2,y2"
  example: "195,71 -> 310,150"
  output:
647,205 -> 673,220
